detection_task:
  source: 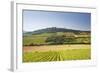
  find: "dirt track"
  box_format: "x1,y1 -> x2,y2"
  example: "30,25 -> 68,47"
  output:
23,44 -> 90,52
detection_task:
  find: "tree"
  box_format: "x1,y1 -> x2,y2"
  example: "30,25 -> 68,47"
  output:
45,35 -> 67,45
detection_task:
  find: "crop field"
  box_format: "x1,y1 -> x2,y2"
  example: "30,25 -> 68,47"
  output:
23,32 -> 91,46
23,30 -> 91,62
23,44 -> 91,62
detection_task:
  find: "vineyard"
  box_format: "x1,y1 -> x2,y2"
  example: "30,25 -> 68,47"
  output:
23,45 -> 90,62
23,27 -> 91,62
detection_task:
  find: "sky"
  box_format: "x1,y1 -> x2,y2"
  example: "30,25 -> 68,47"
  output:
23,10 -> 91,32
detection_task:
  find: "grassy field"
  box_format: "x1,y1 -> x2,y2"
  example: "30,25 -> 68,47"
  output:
23,32 -> 91,46
23,31 -> 91,62
23,44 -> 91,62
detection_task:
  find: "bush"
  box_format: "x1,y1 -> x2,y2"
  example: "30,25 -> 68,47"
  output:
45,35 -> 67,44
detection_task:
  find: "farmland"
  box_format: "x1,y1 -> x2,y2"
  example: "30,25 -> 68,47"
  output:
23,27 -> 91,62
23,31 -> 91,46
23,44 -> 90,62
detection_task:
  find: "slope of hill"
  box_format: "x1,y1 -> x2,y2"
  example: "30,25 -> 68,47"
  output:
24,27 -> 90,35
23,27 -> 91,46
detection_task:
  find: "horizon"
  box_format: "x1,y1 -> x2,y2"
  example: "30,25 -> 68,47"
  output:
23,10 -> 91,32
23,27 -> 90,32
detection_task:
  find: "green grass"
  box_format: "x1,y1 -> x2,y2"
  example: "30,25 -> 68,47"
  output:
23,36 -> 47,45
23,48 -> 91,62
23,32 -> 91,62
23,32 -> 56,45
23,32 -> 91,46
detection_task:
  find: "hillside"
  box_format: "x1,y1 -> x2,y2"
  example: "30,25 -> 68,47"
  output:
23,27 -> 91,46
24,27 -> 90,35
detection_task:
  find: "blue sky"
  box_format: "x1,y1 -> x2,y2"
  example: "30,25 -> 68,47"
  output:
23,10 -> 91,32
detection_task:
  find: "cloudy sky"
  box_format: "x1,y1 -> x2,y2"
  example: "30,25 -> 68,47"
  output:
23,10 -> 91,32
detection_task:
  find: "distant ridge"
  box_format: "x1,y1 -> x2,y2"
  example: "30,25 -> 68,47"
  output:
24,27 -> 90,35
